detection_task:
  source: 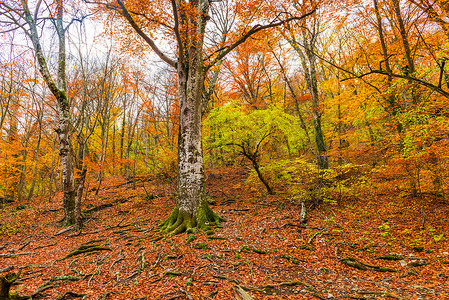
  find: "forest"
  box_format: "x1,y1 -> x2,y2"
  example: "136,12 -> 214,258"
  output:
0,0 -> 448,299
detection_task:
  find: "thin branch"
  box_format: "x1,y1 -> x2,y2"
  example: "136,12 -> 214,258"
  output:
64,14 -> 93,32
115,0 -> 176,68
343,69 -> 449,98
171,0 -> 183,62
204,9 -> 316,71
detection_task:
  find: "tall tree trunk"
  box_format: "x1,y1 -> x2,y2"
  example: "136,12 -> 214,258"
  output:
120,98 -> 126,175
284,22 -> 328,169
392,0 -> 419,105
302,33 -> 328,169
22,0 -> 75,224
272,50 -> 319,164
159,0 -> 222,234
27,106 -> 43,201
115,0 -> 313,234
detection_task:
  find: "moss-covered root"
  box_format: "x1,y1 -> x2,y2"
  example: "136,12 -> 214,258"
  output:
159,202 -> 225,235
0,272 -> 28,300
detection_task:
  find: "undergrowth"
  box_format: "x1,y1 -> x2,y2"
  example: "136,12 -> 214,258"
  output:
246,158 -> 370,204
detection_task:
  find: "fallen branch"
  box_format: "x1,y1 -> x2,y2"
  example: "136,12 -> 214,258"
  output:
15,272 -> 43,283
98,290 -> 112,300
279,280 -> 308,287
280,254 -> 306,264
233,285 -> 253,300
355,290 -> 401,299
29,284 -> 54,298
213,274 -> 240,284
149,254 -> 162,271
279,223 -> 324,230
375,254 -> 404,260
54,226 -> 74,236
164,270 -> 182,277
179,288 -> 193,300
109,256 -> 124,273
88,267 -> 101,286
137,251 -> 145,270
18,241 -> 32,251
0,252 -> 31,258
308,231 -> 323,244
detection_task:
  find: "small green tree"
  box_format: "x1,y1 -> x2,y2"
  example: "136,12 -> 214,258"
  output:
205,104 -> 300,194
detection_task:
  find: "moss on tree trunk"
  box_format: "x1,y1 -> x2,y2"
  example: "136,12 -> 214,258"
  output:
159,201 -> 224,235
0,272 -> 28,300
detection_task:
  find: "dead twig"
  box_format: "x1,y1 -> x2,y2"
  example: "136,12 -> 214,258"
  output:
340,257 -> 397,272
88,267 -> 101,286
97,290 -> 112,300
179,288 -> 193,300
308,230 -> 324,244
17,240 -> 32,251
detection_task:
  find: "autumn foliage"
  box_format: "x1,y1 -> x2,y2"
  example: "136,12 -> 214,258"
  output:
0,0 -> 449,298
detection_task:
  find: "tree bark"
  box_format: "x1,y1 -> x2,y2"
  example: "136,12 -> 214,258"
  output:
285,19 -> 328,169
159,0 -> 222,234
22,0 -> 75,224
0,272 -> 18,299
114,0 -> 314,234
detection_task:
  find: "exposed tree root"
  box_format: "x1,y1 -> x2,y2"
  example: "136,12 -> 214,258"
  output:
0,272 -> 34,300
340,257 -> 397,272
1,272 -> 19,299
158,202 -> 225,235
58,244 -> 112,261
55,291 -> 85,300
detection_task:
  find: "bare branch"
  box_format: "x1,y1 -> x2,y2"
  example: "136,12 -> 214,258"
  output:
115,0 -> 176,68
64,13 -> 93,32
171,0 -> 184,62
343,69 -> 449,98
204,9 -> 316,71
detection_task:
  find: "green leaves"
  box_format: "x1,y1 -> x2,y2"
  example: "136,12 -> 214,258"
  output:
204,104 -> 301,162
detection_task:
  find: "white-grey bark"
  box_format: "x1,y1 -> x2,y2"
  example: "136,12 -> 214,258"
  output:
21,0 -> 76,224
174,0 -> 209,217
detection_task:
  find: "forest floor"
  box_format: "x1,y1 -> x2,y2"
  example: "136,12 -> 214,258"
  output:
1,166 -> 448,300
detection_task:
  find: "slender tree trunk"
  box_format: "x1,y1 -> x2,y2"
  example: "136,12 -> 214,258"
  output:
272,50 -> 319,164
112,123 -> 116,175
27,107 -> 42,200
392,0 -> 419,105
22,0 -> 75,224
283,25 -> 328,168
133,122 -> 138,189
120,98 -> 126,175
74,168 -> 86,231
18,127 -> 30,201
251,157 -> 273,195
301,33 -> 328,169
